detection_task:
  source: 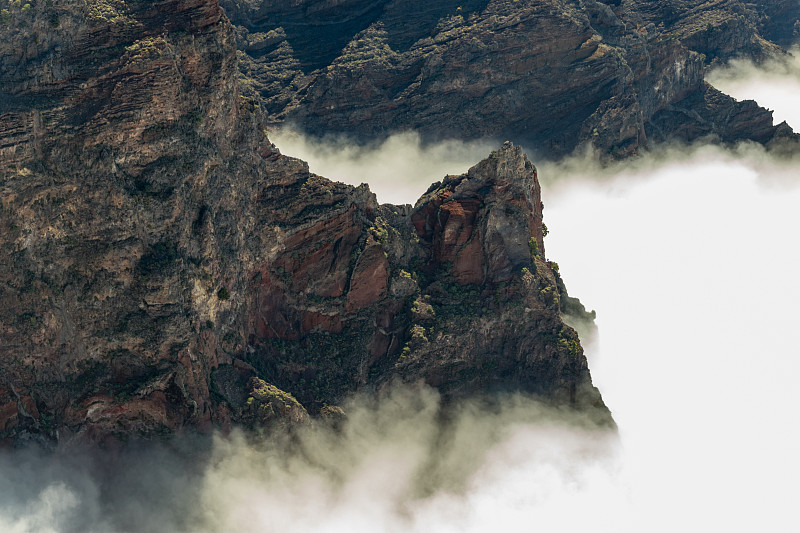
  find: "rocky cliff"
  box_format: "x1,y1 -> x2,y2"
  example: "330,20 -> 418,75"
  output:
244,141 -> 605,418
223,0 -> 799,157
0,1 -> 607,447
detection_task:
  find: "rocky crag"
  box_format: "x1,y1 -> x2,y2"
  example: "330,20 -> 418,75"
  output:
223,0 -> 800,157
0,0 -> 607,447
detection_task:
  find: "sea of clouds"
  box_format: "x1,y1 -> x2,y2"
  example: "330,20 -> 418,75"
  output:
2,47 -> 800,533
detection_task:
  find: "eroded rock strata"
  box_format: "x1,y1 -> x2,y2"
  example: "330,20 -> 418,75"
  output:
0,1 -> 607,447
223,0 -> 799,157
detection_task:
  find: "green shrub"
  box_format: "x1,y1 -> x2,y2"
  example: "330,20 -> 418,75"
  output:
528,237 -> 539,257
409,324 -> 429,347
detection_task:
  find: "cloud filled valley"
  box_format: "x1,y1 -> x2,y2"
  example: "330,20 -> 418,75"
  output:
2,46 -> 800,533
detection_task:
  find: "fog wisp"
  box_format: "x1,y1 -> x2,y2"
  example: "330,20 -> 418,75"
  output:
1,388 -> 621,532
269,129 -> 496,205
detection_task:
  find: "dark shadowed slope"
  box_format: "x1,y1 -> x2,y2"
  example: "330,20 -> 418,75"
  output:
223,0 -> 799,157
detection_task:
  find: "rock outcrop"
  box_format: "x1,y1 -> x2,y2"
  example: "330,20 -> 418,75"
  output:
0,1 -> 608,447
244,142 -> 606,416
222,0 -> 799,157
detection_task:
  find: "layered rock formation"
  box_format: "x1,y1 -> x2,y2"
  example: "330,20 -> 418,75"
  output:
222,0 -> 799,157
0,0 -> 256,446
0,1 -> 607,447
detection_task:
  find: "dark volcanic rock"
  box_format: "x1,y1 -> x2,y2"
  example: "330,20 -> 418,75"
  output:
0,1 -> 609,446
222,0 -> 798,157
619,0 -> 782,64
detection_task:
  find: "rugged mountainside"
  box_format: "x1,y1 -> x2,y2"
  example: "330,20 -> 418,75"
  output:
223,0 -> 799,157
0,0 -> 607,447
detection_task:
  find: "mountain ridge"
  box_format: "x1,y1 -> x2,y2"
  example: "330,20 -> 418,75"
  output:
0,0 -> 610,447
224,0 -> 799,157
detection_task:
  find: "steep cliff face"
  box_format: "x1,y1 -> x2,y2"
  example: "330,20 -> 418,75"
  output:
0,0 -> 263,445
222,0 -> 797,157
398,144 -> 598,403
0,1 -> 608,447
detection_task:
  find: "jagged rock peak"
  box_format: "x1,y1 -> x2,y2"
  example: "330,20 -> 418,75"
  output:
471,141 -> 536,179
423,141 -> 537,197
413,141 -> 545,285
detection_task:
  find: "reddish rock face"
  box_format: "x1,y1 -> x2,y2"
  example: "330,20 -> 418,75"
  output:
301,312 -> 344,335
412,143 -> 544,286
275,206 -> 362,298
412,194 -> 484,284
239,142 -> 608,423
251,269 -> 346,340
346,242 -> 390,313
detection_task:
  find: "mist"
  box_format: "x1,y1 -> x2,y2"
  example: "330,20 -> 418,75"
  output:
4,51 -> 800,533
269,129 -> 496,205
1,389 -> 622,533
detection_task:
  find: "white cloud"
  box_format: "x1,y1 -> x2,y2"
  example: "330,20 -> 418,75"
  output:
269,128 -> 496,205
542,144 -> 800,532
